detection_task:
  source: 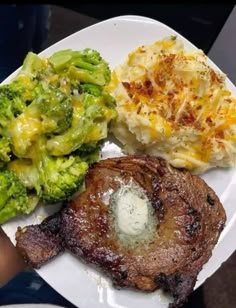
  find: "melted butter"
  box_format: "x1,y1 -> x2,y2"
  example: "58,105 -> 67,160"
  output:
101,188 -> 114,205
110,181 -> 158,249
116,189 -> 148,236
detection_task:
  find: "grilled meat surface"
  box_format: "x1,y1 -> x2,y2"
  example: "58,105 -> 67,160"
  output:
16,212 -> 63,268
16,155 -> 226,307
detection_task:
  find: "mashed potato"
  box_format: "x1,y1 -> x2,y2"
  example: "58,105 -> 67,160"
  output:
107,36 -> 236,174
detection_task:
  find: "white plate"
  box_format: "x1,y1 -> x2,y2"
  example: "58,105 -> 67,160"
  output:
2,15 -> 236,308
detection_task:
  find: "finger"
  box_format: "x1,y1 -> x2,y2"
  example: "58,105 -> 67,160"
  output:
0,228 -> 26,286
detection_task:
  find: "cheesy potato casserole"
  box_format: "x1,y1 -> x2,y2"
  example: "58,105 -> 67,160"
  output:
108,36 -> 236,173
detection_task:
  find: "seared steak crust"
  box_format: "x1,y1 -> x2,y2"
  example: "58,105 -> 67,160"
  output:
16,212 -> 63,268
16,155 -> 226,307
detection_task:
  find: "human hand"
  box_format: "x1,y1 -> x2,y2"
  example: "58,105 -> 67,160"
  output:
0,227 -> 26,286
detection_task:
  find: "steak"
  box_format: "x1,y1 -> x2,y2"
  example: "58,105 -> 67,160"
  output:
16,155 -> 226,307
16,212 -> 63,268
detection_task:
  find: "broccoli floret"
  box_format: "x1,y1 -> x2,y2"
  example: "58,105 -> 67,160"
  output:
78,48 -> 111,83
8,145 -> 88,205
0,87 -> 26,132
16,52 -> 53,93
46,93 -> 107,156
101,89 -> 117,109
39,154 -> 88,204
46,90 -> 116,156
8,86 -> 73,157
8,134 -> 88,205
49,48 -> 111,86
0,170 -> 29,224
77,142 -> 100,154
68,66 -> 107,87
0,96 -> 15,131
8,158 -> 41,193
76,142 -> 102,164
0,137 -> 11,162
30,86 -> 73,134
0,83 -> 22,101
0,47 -> 115,224
47,49 -> 73,72
19,51 -> 44,78
79,83 -> 102,97
0,83 -> 27,140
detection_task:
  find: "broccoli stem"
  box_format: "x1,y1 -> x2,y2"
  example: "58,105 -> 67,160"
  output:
20,52 -> 43,78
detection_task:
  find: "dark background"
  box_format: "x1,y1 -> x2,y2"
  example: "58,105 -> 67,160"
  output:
62,4 -> 234,53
